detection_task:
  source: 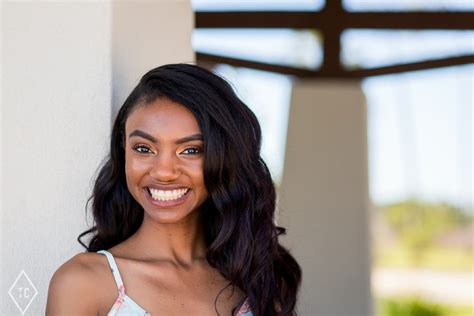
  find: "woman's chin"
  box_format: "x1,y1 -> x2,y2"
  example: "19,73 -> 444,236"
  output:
143,208 -> 198,225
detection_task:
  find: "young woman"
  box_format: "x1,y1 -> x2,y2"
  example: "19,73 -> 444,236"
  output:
46,63 -> 301,316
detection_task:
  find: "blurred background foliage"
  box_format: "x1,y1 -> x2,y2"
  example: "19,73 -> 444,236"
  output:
373,200 -> 472,316
376,199 -> 472,270
378,296 -> 472,316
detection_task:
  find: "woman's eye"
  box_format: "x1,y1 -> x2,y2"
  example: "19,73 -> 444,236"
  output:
132,144 -> 152,154
181,147 -> 202,155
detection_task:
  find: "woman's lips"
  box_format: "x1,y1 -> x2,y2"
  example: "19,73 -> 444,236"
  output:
143,187 -> 190,207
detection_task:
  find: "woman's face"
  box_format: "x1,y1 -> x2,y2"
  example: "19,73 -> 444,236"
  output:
124,97 -> 208,224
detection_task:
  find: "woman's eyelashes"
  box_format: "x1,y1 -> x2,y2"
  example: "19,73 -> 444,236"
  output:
131,144 -> 202,156
181,147 -> 202,155
132,144 -> 153,154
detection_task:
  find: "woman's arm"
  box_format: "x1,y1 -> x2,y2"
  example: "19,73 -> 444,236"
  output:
46,254 -> 100,316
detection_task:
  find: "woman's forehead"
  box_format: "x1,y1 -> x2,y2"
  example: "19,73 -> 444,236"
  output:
125,98 -> 201,138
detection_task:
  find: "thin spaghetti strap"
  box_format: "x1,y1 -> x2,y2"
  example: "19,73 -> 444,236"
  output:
97,250 -> 125,290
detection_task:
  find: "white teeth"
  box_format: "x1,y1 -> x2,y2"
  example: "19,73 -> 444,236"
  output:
148,188 -> 189,201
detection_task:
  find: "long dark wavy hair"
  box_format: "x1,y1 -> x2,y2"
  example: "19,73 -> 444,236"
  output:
78,63 -> 301,315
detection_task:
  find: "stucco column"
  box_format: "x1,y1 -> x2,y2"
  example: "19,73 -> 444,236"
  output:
1,1 -> 193,314
111,0 -> 194,115
279,80 -> 372,316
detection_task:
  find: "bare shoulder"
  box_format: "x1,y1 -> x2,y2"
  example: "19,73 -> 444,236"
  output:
46,252 -> 110,316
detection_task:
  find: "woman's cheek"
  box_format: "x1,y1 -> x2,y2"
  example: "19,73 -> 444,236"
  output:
125,158 -> 146,190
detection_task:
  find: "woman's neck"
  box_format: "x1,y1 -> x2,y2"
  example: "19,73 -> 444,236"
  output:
120,212 -> 207,266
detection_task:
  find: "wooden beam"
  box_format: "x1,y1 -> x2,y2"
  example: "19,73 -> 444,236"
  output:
196,11 -> 474,30
317,0 -> 343,71
353,54 -> 474,77
196,12 -> 323,29
195,52 -> 316,77
196,52 -> 474,78
345,12 -> 474,30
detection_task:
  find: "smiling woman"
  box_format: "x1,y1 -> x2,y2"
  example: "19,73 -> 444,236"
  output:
45,63 -> 301,316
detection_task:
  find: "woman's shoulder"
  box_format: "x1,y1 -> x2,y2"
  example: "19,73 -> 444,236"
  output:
51,252 -> 108,282
46,252 -> 111,314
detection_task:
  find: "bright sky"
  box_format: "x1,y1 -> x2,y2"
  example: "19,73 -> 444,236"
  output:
191,0 -> 474,12
363,65 -> 473,209
191,1 -> 474,211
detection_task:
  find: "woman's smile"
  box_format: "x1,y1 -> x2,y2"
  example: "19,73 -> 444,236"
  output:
143,186 -> 191,207
146,187 -> 190,201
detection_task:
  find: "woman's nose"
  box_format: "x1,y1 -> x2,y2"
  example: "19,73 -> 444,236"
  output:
149,152 -> 179,181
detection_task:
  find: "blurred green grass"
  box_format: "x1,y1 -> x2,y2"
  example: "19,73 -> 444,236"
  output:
377,297 -> 473,316
375,245 -> 473,271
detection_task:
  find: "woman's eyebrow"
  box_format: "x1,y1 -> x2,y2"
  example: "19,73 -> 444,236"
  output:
129,129 -> 157,143
175,133 -> 203,144
128,129 -> 203,144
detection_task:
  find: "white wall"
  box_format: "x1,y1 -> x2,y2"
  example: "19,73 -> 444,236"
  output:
1,1 -> 193,314
279,80 -> 373,316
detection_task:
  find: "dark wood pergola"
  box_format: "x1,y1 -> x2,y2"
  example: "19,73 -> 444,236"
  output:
195,1 -> 474,78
